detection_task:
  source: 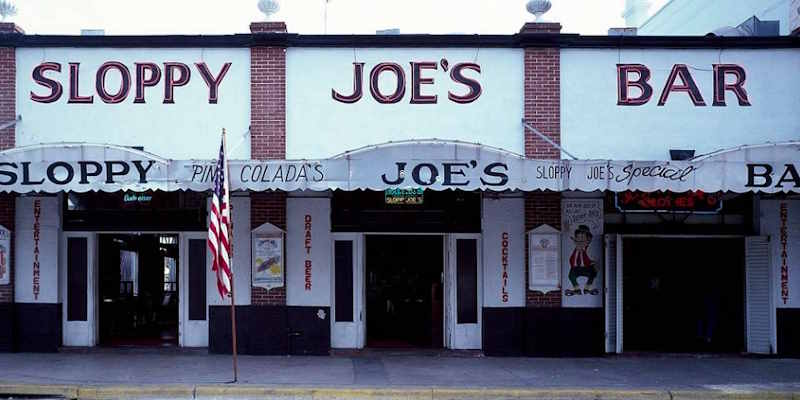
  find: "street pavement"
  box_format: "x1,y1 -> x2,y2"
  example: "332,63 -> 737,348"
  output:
0,349 -> 798,398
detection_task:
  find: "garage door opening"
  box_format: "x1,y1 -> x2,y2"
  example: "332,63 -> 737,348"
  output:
98,234 -> 179,347
366,235 -> 443,348
622,238 -> 745,353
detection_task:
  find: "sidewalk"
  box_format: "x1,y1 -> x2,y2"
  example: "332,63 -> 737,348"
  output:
0,349 -> 798,399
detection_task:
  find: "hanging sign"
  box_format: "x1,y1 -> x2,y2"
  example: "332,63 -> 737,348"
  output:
615,191 -> 723,213
384,188 -> 424,205
252,234 -> 284,290
0,224 -> 10,285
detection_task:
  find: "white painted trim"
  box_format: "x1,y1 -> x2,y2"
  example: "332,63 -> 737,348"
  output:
616,236 -> 623,354
446,233 -> 483,350
769,234 -> 778,353
179,232 -> 210,348
330,232 -> 365,349
61,231 -> 98,347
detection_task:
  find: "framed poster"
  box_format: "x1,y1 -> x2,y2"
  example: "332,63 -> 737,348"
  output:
0,225 -> 9,285
528,224 -> 560,292
252,234 -> 284,290
561,198 -> 604,308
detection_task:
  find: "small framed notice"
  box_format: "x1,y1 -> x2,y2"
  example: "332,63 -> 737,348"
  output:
0,225 -> 9,285
528,224 -> 560,292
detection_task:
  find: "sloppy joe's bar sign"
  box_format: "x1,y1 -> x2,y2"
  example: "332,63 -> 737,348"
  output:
1,143 -> 798,194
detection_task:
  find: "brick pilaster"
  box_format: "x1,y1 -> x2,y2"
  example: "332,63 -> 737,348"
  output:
523,22 -> 562,308
524,192 -> 561,307
250,21 -> 288,306
0,23 -> 20,304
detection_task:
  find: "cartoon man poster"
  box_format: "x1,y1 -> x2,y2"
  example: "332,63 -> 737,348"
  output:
565,224 -> 599,296
561,199 -> 603,307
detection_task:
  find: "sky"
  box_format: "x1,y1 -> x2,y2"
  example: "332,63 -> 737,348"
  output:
8,0 -> 669,36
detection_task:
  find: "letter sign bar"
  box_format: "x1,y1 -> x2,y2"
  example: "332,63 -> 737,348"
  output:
617,63 -> 750,107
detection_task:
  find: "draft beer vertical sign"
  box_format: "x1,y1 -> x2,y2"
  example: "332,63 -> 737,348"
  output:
0,225 -> 9,285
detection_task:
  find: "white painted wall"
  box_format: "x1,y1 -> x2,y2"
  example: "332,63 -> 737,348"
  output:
286,48 -> 524,159
761,199 -> 800,308
15,196 -> 61,304
482,196 -> 525,307
207,196 -> 251,306
286,197 -> 332,307
16,48 -> 250,160
561,48 -> 800,160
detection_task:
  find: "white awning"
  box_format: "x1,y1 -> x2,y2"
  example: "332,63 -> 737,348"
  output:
1,140 -> 797,194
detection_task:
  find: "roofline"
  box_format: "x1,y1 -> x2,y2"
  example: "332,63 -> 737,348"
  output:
0,32 -> 798,49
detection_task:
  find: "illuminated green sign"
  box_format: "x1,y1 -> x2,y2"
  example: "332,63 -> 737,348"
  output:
384,188 -> 424,205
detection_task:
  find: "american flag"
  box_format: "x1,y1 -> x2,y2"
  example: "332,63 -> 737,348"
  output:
208,135 -> 232,299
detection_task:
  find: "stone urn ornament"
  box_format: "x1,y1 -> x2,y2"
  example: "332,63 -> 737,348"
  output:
526,0 -> 552,21
0,0 -> 17,22
258,0 -> 280,21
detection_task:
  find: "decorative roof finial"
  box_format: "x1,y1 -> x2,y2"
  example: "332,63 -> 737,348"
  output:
0,0 -> 17,22
257,0 -> 280,21
526,0 -> 552,21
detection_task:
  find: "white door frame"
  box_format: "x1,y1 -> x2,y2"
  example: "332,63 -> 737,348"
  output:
612,234 -> 746,354
179,232 -> 209,347
61,231 -> 98,347
446,233 -> 482,350
330,233 -> 365,349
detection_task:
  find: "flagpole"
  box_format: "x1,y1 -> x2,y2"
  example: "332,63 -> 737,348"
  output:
222,128 -> 239,383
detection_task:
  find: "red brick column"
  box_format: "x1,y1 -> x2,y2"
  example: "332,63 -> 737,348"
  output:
250,21 -> 287,306
522,22 -> 562,308
0,23 -> 21,304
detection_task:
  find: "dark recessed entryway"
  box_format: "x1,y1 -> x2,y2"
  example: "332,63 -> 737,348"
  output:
623,237 -> 745,353
98,234 -> 179,347
366,235 -> 443,348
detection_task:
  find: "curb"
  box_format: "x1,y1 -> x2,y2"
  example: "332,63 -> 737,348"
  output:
0,383 -> 797,400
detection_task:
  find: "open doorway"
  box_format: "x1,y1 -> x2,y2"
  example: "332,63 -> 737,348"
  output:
98,234 -> 179,347
622,237 -> 745,353
365,235 -> 444,348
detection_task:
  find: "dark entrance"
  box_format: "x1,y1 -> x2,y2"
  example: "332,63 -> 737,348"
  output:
99,234 -> 179,347
622,238 -> 745,353
366,235 -> 443,348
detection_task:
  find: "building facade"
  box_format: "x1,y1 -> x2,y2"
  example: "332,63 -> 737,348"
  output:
635,0 -> 800,36
0,21 -> 798,357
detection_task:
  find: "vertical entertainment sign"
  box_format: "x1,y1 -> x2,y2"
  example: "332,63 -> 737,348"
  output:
0,225 -> 10,285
